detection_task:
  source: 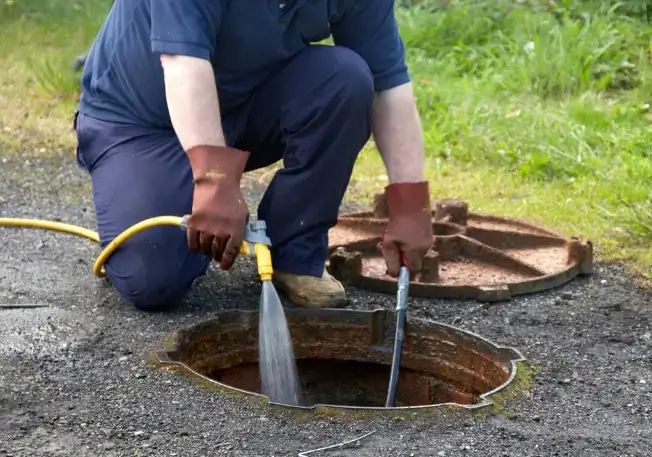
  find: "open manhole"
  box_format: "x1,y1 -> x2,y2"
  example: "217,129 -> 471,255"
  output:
327,194 -> 593,302
154,308 -> 524,411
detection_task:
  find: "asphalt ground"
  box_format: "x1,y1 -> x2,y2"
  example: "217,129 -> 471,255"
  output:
1,152 -> 651,456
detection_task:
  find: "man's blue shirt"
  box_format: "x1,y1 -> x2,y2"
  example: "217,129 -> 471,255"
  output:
79,0 -> 411,128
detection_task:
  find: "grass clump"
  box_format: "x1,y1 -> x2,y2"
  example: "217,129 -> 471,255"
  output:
391,0 -> 652,276
0,0 -> 650,279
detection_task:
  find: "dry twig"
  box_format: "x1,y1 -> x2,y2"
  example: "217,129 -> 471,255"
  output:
298,430 -> 377,457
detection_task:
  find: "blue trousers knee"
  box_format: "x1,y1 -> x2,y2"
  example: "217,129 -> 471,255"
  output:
74,45 -> 374,311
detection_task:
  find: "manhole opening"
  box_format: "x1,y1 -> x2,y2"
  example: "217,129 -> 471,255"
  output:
163,309 -> 522,409
213,358 -> 478,408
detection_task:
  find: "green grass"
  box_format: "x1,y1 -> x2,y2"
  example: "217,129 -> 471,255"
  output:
0,0 -> 650,282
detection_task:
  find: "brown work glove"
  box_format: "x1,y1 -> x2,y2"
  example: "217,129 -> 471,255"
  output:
185,145 -> 250,270
378,181 -> 434,277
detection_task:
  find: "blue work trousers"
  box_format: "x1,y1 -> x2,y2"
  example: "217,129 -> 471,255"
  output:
74,45 -> 374,310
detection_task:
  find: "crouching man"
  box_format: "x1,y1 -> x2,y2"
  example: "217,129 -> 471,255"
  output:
74,0 -> 433,311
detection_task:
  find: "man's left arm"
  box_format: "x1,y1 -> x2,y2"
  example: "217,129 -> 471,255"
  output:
330,0 -> 424,184
371,83 -> 425,183
331,0 -> 433,276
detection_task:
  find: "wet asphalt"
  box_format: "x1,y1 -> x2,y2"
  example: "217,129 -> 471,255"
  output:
0,152 -> 651,456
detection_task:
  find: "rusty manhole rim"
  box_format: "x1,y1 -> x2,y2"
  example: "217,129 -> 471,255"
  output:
326,196 -> 594,302
153,308 -> 526,412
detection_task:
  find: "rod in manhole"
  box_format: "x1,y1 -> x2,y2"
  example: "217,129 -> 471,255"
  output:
385,265 -> 409,407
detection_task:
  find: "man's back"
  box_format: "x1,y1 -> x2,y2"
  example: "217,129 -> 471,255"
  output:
79,0 -> 408,129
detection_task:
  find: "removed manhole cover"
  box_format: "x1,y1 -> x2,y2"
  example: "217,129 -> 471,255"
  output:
154,308 -> 524,411
327,195 -> 593,302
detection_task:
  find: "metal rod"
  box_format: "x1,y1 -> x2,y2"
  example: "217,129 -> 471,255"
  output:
385,266 -> 410,407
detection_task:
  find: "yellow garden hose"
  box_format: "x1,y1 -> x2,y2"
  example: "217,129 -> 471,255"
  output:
0,215 -> 274,282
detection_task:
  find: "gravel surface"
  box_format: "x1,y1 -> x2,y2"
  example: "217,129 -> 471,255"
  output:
1,152 -> 651,457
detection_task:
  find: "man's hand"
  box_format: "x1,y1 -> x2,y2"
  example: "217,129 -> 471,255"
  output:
185,145 -> 250,270
379,181 -> 433,277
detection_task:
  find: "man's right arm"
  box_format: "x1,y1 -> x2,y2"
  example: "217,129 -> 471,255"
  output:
150,1 -> 224,149
160,54 -> 226,149
150,1 -> 252,269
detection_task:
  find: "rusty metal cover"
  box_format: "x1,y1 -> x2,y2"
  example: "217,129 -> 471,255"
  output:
327,195 -> 593,302
153,308 -> 525,411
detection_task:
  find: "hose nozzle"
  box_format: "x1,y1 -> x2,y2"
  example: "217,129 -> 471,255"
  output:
240,220 -> 273,281
250,243 -> 273,282
180,216 -> 273,282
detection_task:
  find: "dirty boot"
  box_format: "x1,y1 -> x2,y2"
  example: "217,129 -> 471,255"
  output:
273,267 -> 347,308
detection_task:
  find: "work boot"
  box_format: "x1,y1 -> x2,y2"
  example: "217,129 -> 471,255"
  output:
273,267 -> 347,308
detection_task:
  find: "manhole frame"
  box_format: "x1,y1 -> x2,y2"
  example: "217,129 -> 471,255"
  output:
152,308 -> 526,412
326,196 -> 594,302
